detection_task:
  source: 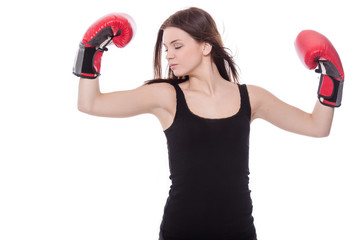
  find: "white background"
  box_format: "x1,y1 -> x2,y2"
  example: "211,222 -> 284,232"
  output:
1,0 -> 359,239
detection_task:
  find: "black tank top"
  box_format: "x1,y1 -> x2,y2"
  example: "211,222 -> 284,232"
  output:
160,82 -> 256,240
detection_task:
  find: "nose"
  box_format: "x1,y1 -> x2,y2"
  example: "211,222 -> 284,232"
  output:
165,49 -> 174,61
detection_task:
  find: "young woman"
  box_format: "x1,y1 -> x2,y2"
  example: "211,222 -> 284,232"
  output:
73,7 -> 344,240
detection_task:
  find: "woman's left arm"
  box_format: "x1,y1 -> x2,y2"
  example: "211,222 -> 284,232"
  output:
248,30 -> 345,138
248,85 -> 334,138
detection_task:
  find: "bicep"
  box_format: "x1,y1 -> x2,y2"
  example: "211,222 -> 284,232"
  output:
90,83 -> 170,118
248,85 -> 317,136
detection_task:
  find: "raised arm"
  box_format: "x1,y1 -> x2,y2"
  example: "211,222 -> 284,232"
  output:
249,30 -> 344,138
73,13 -> 147,117
73,12 -> 137,117
73,12 -> 137,116
73,12 -> 176,130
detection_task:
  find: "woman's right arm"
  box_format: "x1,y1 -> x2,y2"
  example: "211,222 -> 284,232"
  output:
78,77 -> 172,119
75,13 -> 156,118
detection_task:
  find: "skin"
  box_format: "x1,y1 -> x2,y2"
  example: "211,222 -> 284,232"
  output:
78,27 -> 334,137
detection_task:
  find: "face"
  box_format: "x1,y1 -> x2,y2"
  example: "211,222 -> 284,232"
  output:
163,27 -> 208,77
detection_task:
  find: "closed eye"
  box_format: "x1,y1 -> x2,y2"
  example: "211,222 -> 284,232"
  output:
163,45 -> 182,52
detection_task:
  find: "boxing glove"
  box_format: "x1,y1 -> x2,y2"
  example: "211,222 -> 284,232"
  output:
295,30 -> 344,107
73,13 -> 135,79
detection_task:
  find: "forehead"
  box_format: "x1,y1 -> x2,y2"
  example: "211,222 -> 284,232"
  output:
163,27 -> 191,45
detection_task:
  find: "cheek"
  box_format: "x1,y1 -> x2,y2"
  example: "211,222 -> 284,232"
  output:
181,48 -> 202,67
171,46 -> 203,76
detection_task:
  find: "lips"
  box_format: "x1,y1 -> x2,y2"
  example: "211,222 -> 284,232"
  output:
170,64 -> 178,69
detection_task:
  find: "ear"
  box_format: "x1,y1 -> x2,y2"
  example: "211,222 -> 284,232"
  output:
202,42 -> 212,56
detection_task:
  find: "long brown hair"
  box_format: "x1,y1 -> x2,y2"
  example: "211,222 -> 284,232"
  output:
145,7 -> 240,85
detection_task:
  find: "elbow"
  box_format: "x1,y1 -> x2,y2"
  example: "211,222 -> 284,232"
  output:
77,95 -> 100,115
78,101 -> 93,115
78,105 -> 88,114
313,129 -> 331,138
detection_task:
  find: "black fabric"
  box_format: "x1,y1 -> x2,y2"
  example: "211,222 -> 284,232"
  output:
81,45 -> 97,74
159,83 -> 256,240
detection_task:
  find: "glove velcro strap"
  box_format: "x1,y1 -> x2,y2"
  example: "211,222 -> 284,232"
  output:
316,60 -> 344,107
317,74 -> 344,107
73,43 -> 101,79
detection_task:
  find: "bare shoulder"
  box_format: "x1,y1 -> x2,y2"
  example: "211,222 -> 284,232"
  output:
246,84 -> 268,96
246,84 -> 277,103
140,82 -> 176,110
246,84 -> 266,108
246,84 -> 279,120
141,82 -> 177,130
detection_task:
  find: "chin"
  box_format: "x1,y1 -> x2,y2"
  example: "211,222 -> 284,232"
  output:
172,69 -> 190,78
172,71 -> 184,78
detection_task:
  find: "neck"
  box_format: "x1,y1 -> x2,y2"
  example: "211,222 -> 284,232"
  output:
187,62 -> 225,96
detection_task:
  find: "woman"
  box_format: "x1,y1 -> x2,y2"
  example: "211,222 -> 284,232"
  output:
74,7 -> 343,240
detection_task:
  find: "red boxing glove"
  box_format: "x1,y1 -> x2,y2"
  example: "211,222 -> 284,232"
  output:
295,30 -> 344,107
73,13 -> 135,79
